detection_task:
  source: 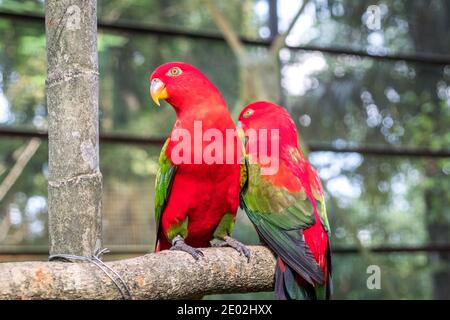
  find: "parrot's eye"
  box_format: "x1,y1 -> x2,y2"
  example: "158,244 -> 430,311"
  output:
242,109 -> 254,118
167,67 -> 182,77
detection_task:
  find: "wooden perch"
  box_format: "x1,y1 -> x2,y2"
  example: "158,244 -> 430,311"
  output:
0,246 -> 276,300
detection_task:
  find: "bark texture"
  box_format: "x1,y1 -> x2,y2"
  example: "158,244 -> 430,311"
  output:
0,246 -> 276,300
46,0 -> 102,256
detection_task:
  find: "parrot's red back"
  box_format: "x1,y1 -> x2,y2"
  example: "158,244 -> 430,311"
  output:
239,101 -> 332,300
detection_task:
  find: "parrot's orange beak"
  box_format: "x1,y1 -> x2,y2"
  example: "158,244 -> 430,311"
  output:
150,78 -> 169,106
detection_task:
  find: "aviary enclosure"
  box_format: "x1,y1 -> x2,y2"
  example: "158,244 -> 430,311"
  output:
0,0 -> 449,300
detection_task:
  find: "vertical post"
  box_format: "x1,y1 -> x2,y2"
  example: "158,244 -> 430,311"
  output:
268,0 -> 279,39
268,0 -> 284,106
46,0 -> 102,257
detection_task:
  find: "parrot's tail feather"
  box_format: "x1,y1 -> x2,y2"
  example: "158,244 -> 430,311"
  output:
327,275 -> 333,299
274,258 -> 288,300
155,236 -> 171,252
275,257 -> 331,300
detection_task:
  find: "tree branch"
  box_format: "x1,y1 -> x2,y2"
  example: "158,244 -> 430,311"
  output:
205,0 -> 246,59
0,246 -> 275,299
0,138 -> 41,202
270,0 -> 309,54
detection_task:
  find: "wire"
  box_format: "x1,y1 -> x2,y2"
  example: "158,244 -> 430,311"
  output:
49,248 -> 133,300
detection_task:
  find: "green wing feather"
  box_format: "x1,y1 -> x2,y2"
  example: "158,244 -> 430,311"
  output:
240,162 -> 324,286
154,139 -> 177,249
242,163 -> 316,230
315,194 -> 331,235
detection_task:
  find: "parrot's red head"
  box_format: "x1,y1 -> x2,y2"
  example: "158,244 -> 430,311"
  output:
237,101 -> 299,149
149,62 -> 225,112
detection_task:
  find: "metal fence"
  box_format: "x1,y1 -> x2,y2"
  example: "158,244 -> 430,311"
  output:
0,3 -> 449,257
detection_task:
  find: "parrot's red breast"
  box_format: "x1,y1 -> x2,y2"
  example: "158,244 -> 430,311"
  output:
150,62 -> 240,250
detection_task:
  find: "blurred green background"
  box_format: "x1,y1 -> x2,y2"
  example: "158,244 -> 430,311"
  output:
0,0 -> 449,299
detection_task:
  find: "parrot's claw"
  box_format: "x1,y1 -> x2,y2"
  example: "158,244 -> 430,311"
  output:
211,236 -> 251,262
170,235 -> 204,260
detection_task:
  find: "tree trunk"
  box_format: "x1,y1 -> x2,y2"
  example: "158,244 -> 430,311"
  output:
232,53 -> 281,118
46,0 -> 102,257
0,246 -> 275,299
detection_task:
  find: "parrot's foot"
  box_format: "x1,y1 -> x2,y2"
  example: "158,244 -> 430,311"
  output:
211,236 -> 251,262
170,235 -> 204,260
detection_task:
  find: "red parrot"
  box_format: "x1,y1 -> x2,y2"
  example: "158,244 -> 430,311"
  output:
149,62 -> 250,260
237,101 -> 332,299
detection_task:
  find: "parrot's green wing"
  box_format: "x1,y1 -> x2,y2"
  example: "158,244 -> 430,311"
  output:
315,194 -> 331,235
154,139 -> 177,250
310,176 -> 331,235
240,163 -> 324,286
314,193 -> 332,283
242,163 -> 316,229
